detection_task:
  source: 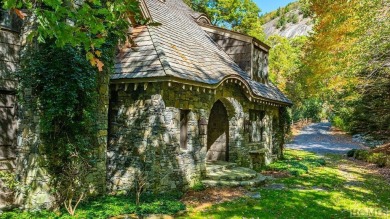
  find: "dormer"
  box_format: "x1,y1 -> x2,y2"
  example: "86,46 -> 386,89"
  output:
198,23 -> 270,84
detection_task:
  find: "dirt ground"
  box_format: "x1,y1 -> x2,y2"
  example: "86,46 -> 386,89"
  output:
181,187 -> 247,212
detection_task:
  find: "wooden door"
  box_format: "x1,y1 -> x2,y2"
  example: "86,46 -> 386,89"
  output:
206,100 -> 229,161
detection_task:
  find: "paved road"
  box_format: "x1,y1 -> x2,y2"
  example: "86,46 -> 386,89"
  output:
286,122 -> 364,154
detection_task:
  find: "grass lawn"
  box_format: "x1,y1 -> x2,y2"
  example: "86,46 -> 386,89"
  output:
0,193 -> 185,219
183,149 -> 390,219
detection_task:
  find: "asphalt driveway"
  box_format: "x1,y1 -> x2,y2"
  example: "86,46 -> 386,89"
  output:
286,122 -> 364,154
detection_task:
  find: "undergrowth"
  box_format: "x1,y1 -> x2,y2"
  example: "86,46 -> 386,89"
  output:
0,193 -> 185,219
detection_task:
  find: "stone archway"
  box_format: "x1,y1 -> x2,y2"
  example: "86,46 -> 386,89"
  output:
206,100 -> 229,161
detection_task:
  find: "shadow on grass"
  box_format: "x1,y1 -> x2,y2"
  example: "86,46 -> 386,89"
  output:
264,149 -> 326,176
195,190 -> 348,219
185,150 -> 390,219
0,193 -> 185,219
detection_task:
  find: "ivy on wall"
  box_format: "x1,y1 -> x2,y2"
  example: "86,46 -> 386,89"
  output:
278,107 -> 292,159
17,37 -> 116,210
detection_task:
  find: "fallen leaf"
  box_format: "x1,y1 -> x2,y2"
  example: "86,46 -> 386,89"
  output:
95,58 -> 104,72
95,50 -> 102,57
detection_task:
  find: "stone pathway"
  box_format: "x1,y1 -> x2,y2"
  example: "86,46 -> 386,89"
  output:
286,122 -> 365,154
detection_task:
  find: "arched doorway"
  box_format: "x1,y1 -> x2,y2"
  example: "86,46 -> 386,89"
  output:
206,100 -> 229,161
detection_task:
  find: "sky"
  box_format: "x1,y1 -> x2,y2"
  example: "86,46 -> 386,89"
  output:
254,0 -> 297,14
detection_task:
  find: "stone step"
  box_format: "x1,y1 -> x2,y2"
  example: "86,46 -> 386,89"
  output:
206,167 -> 258,181
202,174 -> 270,188
205,161 -> 237,174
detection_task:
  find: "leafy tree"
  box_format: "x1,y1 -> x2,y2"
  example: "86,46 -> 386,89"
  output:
304,0 -> 390,137
298,0 -> 312,18
184,0 -> 266,41
2,0 -> 142,69
276,14 -> 286,29
276,7 -> 281,16
268,35 -> 321,122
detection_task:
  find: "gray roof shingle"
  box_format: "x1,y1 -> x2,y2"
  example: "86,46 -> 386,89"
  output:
113,0 -> 292,105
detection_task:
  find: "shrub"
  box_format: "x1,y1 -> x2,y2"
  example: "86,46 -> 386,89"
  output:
347,149 -> 357,157
354,150 -> 370,161
332,116 -> 348,131
367,153 -> 388,167
190,181 -> 205,191
349,149 -> 389,168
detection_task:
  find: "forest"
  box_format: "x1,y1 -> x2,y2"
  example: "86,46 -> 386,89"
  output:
185,0 -> 390,141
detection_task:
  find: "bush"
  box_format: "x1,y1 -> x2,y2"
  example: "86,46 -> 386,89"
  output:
348,149 -> 389,168
190,181 -> 205,191
347,149 -> 357,157
367,153 -> 388,167
332,116 -> 349,131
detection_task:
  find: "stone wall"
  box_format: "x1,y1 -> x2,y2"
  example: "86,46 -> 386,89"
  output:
3,19 -> 109,208
13,64 -> 110,210
0,29 -> 19,209
108,81 -> 283,193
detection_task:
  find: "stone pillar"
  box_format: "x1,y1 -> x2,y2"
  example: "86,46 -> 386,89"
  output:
92,70 -> 109,194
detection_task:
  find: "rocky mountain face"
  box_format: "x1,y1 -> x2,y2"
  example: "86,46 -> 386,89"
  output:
262,3 -> 313,38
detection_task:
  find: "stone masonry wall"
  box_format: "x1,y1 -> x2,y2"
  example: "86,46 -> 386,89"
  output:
108,81 -> 284,193
13,69 -> 110,210
0,28 -> 20,209
10,16 -> 109,208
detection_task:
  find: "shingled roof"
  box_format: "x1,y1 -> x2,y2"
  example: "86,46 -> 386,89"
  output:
113,0 -> 292,106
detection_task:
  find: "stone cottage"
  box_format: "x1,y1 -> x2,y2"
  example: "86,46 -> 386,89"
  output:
107,0 -> 292,193
0,0 -> 291,209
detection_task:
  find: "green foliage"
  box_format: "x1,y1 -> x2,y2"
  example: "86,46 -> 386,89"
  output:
347,149 -> 357,157
331,116 -> 349,131
278,107 -> 292,158
288,13 -> 299,24
2,0 -> 141,69
276,14 -> 286,29
298,0 -> 312,18
354,150 -> 370,161
190,181 -> 205,191
303,0 -> 390,138
0,171 -> 18,191
261,1 -> 301,24
16,39 -> 117,210
184,0 -> 266,41
276,7 -> 281,16
367,153 -> 388,167
0,193 -> 185,218
347,149 -> 389,167
265,149 -> 325,176
268,35 -> 326,123
293,98 -> 324,122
